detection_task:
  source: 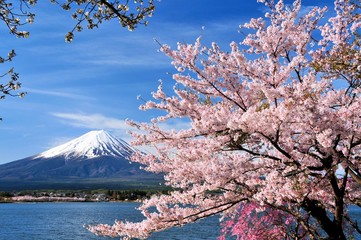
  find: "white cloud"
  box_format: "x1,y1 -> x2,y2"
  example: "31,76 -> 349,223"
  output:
24,88 -> 95,101
158,120 -> 191,132
44,136 -> 74,150
299,5 -> 319,17
86,54 -> 169,67
52,112 -> 191,132
50,112 -> 191,147
51,112 -> 128,130
51,112 -> 135,141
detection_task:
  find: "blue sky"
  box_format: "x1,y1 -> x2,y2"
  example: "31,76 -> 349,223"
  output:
0,0 -> 332,164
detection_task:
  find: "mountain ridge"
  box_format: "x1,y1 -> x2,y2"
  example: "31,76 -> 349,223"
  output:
0,130 -> 162,190
33,130 -> 136,160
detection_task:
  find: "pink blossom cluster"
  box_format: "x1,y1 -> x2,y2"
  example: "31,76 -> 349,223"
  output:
219,202 -> 297,240
88,0 -> 361,239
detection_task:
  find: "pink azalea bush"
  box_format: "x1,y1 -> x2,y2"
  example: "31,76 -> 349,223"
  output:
219,202 -> 298,240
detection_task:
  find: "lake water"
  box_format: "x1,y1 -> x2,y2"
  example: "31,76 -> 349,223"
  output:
0,202 -> 360,240
0,202 -> 220,240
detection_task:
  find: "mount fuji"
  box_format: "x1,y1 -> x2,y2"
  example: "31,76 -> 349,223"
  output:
0,130 -> 162,190
34,130 -> 136,160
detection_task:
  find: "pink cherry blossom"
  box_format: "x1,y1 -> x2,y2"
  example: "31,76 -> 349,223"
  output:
88,0 -> 361,239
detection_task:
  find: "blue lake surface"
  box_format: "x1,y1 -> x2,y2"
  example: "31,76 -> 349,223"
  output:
0,202 -> 220,240
0,202 -> 360,239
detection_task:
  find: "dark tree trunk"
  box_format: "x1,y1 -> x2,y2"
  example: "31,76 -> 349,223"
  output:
302,199 -> 346,240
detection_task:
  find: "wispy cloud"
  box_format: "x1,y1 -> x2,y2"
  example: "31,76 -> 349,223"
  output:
86,53 -> 169,67
51,112 -> 129,130
51,112 -> 191,132
50,112 -> 191,144
44,136 -> 74,150
158,120 -> 191,132
51,112 -> 136,142
24,88 -> 95,101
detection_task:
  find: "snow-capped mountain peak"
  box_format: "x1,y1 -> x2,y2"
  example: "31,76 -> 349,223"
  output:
34,130 -> 136,160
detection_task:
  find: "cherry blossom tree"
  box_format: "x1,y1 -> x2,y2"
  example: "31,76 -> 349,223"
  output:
88,0 -> 361,239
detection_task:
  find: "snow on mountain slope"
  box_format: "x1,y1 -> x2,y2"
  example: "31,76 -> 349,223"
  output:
33,130 -> 136,160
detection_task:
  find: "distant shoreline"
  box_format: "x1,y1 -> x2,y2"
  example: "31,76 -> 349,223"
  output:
0,188 -> 170,203
0,200 -> 140,203
1,196 -> 144,203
